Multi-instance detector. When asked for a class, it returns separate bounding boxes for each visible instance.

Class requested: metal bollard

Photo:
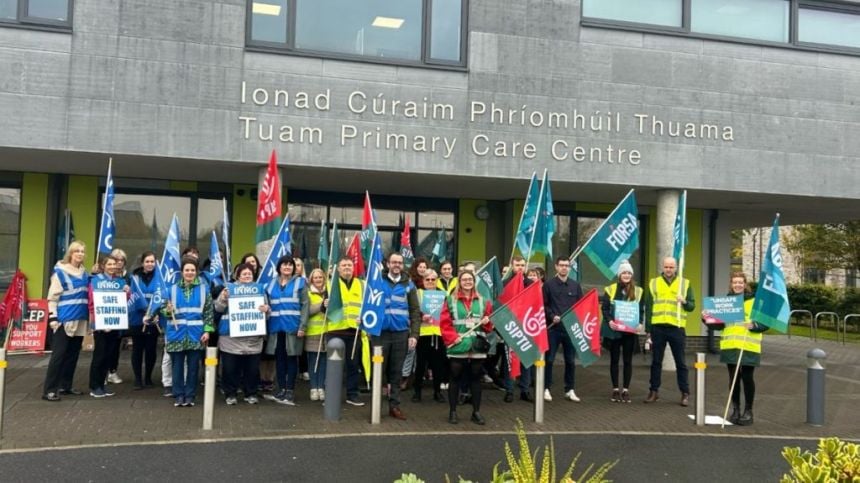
[0,348,7,437]
[694,353,706,426]
[534,355,545,424]
[371,346,383,425]
[324,338,345,421]
[806,348,826,426]
[202,347,218,431]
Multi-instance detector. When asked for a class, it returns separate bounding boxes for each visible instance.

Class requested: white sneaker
[106,372,123,384]
[310,388,319,401]
[481,374,493,383]
[318,389,325,401]
[301,372,310,381]
[565,389,581,402]
[440,383,448,390]
[544,389,553,402]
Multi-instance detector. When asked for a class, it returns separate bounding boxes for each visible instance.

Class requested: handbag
[470,331,491,353]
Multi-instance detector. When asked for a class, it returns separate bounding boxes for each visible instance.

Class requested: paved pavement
[0,335,856,453]
[0,433,819,482]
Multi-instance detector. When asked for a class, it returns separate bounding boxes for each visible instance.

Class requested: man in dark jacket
[543,256,583,402]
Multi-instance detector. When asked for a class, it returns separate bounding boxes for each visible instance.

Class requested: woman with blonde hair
[42,241,90,401]
[304,268,328,401]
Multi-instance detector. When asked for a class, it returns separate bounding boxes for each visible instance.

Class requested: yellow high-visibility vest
[417,289,442,337]
[605,283,643,302]
[326,277,364,332]
[649,276,689,327]
[307,289,327,336]
[437,278,458,296]
[720,298,761,354]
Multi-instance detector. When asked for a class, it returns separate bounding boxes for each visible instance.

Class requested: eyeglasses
[424,278,437,282]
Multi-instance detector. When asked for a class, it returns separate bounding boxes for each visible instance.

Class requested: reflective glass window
[112,194,191,267]
[295,0,423,61]
[0,188,20,288]
[250,0,288,44]
[26,0,68,21]
[691,0,789,42]
[429,0,462,62]
[195,198,224,270]
[582,0,682,27]
[0,0,17,20]
[799,8,860,49]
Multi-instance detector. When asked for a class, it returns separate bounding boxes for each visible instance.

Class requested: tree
[785,222,860,276]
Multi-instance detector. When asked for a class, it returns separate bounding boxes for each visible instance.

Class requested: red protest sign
[8,299,49,352]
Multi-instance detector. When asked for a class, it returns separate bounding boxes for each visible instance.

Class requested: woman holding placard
[164,257,215,407]
[87,255,129,398]
[600,261,644,404]
[42,241,90,402]
[264,256,308,406]
[305,268,328,402]
[412,269,447,404]
[703,272,767,426]
[439,271,493,425]
[214,263,269,405]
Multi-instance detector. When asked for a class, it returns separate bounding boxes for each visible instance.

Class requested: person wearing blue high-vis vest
[374,252,422,421]
[264,256,308,406]
[87,255,129,398]
[163,257,215,407]
[129,251,160,389]
[42,241,90,401]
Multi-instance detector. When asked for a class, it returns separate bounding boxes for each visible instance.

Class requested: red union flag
[346,232,365,277]
[572,288,602,355]
[256,150,282,243]
[512,281,548,352]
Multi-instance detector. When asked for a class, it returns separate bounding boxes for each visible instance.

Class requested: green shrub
[836,288,860,316]
[781,437,859,482]
[787,285,841,315]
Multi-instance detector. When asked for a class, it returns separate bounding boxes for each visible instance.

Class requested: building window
[287,193,456,269]
[799,6,860,49]
[0,188,21,289]
[247,0,467,68]
[691,0,789,42]
[0,0,72,28]
[582,0,683,28]
[582,0,860,56]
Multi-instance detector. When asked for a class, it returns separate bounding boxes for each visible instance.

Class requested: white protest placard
[93,278,129,330]
[227,283,267,337]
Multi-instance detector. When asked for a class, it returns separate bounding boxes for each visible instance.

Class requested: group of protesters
[41,241,764,427]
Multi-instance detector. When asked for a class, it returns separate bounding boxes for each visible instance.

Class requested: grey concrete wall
[0,0,859,201]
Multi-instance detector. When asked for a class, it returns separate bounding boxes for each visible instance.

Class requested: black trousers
[413,335,447,396]
[371,330,408,408]
[89,331,121,390]
[130,325,159,385]
[42,328,83,394]
[727,364,756,409]
[649,325,689,394]
[607,333,637,389]
[448,358,483,413]
[108,332,123,373]
[221,352,261,398]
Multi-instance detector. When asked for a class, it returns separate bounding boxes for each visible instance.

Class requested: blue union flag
[580,190,639,279]
[359,233,385,337]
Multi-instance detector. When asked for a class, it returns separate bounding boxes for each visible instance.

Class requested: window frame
[0,179,22,292]
[0,0,73,30]
[245,0,469,71]
[580,0,860,57]
[97,184,234,262]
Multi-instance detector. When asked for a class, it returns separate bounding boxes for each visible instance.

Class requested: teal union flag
[580,190,639,280]
[751,215,791,333]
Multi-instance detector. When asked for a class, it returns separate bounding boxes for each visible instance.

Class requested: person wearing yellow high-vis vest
[644,257,695,406]
[305,269,328,402]
[600,261,645,404]
[703,272,767,426]
[411,269,448,403]
[324,257,366,407]
[436,261,458,296]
